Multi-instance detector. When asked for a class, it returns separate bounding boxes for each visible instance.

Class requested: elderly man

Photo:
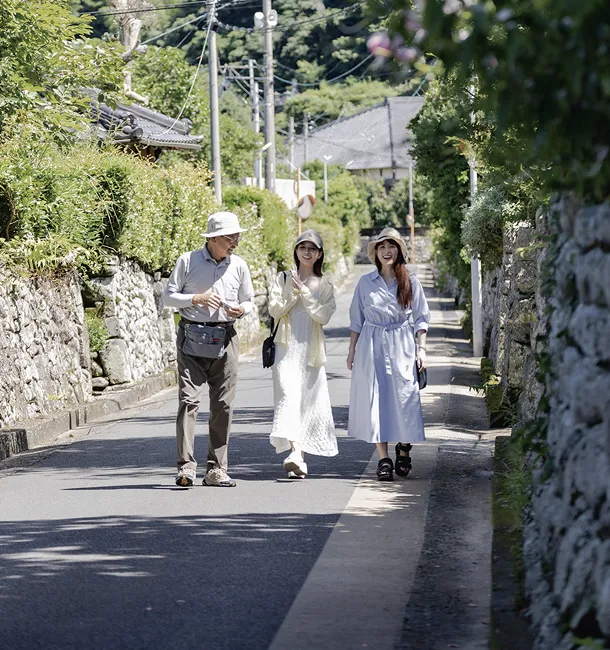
[164,212,254,487]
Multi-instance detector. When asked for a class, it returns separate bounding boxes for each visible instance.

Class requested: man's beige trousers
[175,327,239,473]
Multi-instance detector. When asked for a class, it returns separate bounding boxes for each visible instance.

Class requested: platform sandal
[376,457,394,482]
[395,443,413,478]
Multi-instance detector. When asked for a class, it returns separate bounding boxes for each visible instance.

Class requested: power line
[158,0,216,134]
[87,0,253,17]
[140,11,206,44]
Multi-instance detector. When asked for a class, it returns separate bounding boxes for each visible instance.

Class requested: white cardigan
[268,272,336,367]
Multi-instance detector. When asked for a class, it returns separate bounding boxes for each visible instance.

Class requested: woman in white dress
[268,230,338,478]
[346,228,430,481]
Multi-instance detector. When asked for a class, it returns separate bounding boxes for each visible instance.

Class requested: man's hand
[192,292,222,309]
[225,305,244,319]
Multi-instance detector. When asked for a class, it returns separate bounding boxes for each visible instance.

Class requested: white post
[470,158,483,357]
[323,161,328,203]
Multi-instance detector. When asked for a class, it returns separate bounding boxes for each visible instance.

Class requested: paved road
[0,264,493,650]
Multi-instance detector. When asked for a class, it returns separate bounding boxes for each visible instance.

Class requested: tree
[0,0,123,140]
[130,46,261,181]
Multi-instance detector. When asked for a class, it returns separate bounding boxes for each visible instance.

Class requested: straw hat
[366,227,408,264]
[201,212,247,238]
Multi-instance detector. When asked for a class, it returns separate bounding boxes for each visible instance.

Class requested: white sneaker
[287,470,306,479]
[283,452,307,477]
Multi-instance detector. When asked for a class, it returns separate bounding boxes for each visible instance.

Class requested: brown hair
[294,243,324,277]
[374,240,412,308]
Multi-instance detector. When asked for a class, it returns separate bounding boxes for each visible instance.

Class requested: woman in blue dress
[346,228,430,481]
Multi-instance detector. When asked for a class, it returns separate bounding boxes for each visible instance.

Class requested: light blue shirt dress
[348,270,430,444]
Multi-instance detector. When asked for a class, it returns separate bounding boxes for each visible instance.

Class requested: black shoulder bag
[262,272,287,369]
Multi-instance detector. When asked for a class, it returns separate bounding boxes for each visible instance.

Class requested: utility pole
[208,10,222,203]
[408,159,415,263]
[288,115,295,169]
[248,58,262,187]
[303,112,309,164]
[469,82,483,357]
[262,0,276,192]
[323,154,332,203]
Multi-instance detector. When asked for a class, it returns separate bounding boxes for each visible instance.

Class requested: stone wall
[481,223,542,421]
[0,270,91,428]
[523,197,610,649]
[85,258,176,391]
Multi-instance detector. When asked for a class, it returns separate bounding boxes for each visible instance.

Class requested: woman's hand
[346,348,355,371]
[417,347,427,370]
[291,270,303,291]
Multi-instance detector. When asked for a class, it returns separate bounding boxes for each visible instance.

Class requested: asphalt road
[0,264,493,650]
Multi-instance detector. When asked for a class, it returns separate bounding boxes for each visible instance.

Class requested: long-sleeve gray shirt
[163,246,254,323]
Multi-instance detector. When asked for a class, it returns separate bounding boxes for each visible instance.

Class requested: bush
[223,185,296,268]
[84,308,109,354]
[0,135,217,274]
[353,177,393,228]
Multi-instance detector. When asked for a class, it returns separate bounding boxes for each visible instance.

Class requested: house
[293,96,424,189]
[92,102,204,159]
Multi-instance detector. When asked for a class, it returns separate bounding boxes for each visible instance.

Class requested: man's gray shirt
[163,245,254,323]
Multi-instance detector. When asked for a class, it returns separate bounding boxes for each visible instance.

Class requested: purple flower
[443,0,461,16]
[367,32,392,59]
[395,46,420,63]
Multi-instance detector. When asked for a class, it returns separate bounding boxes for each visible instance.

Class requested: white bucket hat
[367,227,408,264]
[201,211,247,238]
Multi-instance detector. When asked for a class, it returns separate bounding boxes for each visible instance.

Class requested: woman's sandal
[395,443,413,478]
[376,457,394,481]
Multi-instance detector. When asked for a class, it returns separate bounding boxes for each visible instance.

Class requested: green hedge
[0,137,218,274]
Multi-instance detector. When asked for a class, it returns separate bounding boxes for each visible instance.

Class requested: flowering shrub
[373,0,610,199]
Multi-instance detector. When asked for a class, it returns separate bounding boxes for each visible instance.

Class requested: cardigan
[268,272,336,367]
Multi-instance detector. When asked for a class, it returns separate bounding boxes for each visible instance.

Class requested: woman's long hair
[374,240,412,308]
[294,246,324,277]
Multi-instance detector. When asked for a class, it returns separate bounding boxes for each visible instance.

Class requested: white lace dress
[269,279,338,456]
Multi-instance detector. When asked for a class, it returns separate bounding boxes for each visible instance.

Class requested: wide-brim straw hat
[367,227,408,264]
[201,211,247,238]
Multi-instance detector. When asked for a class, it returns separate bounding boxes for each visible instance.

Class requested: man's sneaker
[203,467,237,487]
[175,467,196,487]
[287,470,306,480]
[283,451,307,477]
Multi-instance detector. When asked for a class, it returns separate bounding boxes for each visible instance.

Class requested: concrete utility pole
[303,112,309,164]
[323,155,332,203]
[408,159,415,263]
[469,83,483,357]
[288,115,295,169]
[262,0,276,192]
[248,59,262,187]
[209,11,222,203]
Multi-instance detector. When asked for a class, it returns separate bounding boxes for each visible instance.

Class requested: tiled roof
[293,96,424,171]
[93,102,204,151]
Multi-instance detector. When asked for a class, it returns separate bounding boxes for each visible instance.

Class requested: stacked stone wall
[0,271,91,427]
[85,258,176,390]
[523,197,610,649]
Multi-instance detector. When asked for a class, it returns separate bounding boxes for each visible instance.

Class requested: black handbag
[262,272,287,369]
[262,319,280,368]
[416,364,427,390]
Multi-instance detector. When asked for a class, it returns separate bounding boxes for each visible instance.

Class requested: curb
[490,435,534,650]
[0,368,177,461]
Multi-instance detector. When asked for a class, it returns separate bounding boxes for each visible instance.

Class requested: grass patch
[84,308,109,354]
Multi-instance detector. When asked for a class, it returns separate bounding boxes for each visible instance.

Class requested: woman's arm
[300,279,336,325]
[268,272,299,320]
[411,276,430,369]
[347,331,360,370]
[417,330,427,369]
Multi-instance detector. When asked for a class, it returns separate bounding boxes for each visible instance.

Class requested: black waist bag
[182,323,228,359]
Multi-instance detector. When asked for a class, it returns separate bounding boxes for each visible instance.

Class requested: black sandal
[395,443,413,477]
[376,457,394,481]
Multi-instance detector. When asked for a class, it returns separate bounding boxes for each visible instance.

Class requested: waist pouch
[181,323,230,359]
